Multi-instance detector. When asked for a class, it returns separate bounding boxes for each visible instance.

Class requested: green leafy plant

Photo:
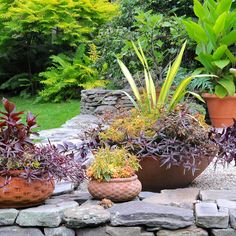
[117,41,207,114]
[95,3,191,88]
[86,147,140,181]
[39,44,107,102]
[184,0,236,98]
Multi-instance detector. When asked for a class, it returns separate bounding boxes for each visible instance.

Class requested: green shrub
[95,9,188,88]
[39,44,107,102]
[94,0,197,88]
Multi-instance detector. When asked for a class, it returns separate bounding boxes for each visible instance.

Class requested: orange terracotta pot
[137,156,212,192]
[0,172,55,208]
[88,175,141,202]
[203,93,236,128]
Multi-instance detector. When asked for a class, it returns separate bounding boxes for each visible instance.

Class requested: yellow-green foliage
[100,108,157,142]
[39,44,107,102]
[86,147,140,181]
[0,0,119,45]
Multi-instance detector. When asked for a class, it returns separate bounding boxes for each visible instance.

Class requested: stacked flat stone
[1,187,236,236]
[80,89,134,115]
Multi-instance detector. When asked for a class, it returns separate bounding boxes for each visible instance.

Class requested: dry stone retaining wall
[1,188,236,236]
[80,89,134,115]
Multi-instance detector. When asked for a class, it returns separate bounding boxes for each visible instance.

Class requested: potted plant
[86,147,141,202]
[184,0,236,127]
[84,42,218,192]
[0,98,86,208]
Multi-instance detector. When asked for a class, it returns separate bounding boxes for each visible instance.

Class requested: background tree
[0,0,118,98]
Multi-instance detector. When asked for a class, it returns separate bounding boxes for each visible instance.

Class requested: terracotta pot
[0,172,55,208]
[137,156,212,192]
[88,175,141,202]
[203,93,236,128]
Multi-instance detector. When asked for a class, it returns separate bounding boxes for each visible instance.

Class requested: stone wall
[1,188,236,236]
[80,89,134,115]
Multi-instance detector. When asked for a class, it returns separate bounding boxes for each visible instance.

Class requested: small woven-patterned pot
[88,175,142,202]
[0,172,55,208]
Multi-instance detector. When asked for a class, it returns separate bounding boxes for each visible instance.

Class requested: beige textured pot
[88,175,142,202]
[203,93,236,128]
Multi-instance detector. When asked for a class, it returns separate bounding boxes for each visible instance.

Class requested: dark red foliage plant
[0,98,86,184]
[211,119,236,167]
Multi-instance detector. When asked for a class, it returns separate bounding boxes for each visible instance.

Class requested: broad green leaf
[212,59,230,69]
[197,53,215,72]
[212,45,227,60]
[225,48,236,63]
[216,0,232,15]
[194,0,206,20]
[204,23,217,48]
[117,59,141,102]
[221,30,236,46]
[158,41,186,107]
[213,12,227,36]
[183,21,208,43]
[217,77,235,96]
[206,1,218,22]
[215,84,228,98]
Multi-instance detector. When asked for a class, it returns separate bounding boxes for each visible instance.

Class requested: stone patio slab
[108,201,193,229]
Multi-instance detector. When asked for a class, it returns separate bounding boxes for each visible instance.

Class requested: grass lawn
[1,96,80,131]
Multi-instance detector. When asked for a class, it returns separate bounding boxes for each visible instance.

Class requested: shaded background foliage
[1,0,234,101]
[95,0,196,88]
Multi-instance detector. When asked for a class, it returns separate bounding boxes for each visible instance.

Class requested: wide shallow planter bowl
[137,156,212,192]
[203,93,236,128]
[0,173,55,208]
[88,175,142,202]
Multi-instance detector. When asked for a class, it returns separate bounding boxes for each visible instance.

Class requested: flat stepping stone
[217,199,236,211]
[156,225,208,236]
[211,228,236,236]
[0,226,44,236]
[0,209,19,226]
[62,114,101,129]
[63,205,110,228]
[44,226,75,236]
[143,188,199,209]
[195,202,229,228]
[200,190,236,201]
[108,201,193,229]
[16,201,78,227]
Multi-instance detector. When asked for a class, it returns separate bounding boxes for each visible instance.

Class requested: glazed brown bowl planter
[0,172,55,208]
[87,175,142,202]
[137,156,212,192]
[203,93,236,128]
